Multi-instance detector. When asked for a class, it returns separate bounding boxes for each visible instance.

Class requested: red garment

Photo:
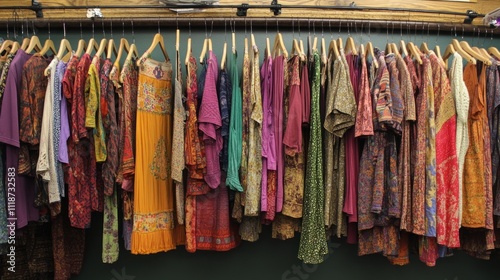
[66,53,97,228]
[430,54,460,248]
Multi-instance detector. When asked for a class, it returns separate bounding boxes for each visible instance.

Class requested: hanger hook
[338,19,341,34]
[461,25,464,39]
[158,19,161,34]
[386,21,389,44]
[189,21,191,37]
[368,21,371,41]
[31,20,35,36]
[224,18,227,42]
[329,20,333,39]
[435,24,439,44]
[276,18,279,33]
[292,18,295,39]
[298,18,301,39]
[313,21,316,36]
[131,20,135,44]
[321,21,324,38]
[6,20,9,40]
[102,19,106,38]
[63,22,66,39]
[250,19,252,35]
[400,22,403,39]
[391,22,395,42]
[265,18,268,35]
[110,20,113,39]
[210,20,214,38]
[205,18,208,38]
[48,22,51,40]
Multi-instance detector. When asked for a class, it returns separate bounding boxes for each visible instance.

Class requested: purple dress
[0,50,39,229]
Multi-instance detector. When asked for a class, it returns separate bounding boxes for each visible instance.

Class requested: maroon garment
[273,55,286,212]
[344,54,360,244]
[67,53,96,228]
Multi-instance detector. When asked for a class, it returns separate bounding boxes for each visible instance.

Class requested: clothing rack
[1,18,497,36]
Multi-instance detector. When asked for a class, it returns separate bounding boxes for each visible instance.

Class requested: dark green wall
[2,23,499,280]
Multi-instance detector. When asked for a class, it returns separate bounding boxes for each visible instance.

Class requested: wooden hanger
[20,37,30,51]
[420,42,430,54]
[391,42,401,57]
[434,45,446,68]
[120,42,138,83]
[114,38,128,68]
[106,38,118,60]
[345,36,358,55]
[359,43,365,59]
[460,40,491,65]
[231,32,236,54]
[407,42,423,64]
[328,38,339,61]
[488,46,500,60]
[450,39,476,65]
[272,32,288,58]
[385,41,393,54]
[199,38,208,62]
[442,43,456,69]
[478,47,491,61]
[56,38,72,63]
[25,35,42,54]
[0,40,13,59]
[365,41,378,68]
[291,38,305,61]
[321,37,327,64]
[95,38,107,58]
[266,36,271,59]
[337,37,343,52]
[139,33,169,66]
[299,39,305,59]
[36,38,57,57]
[312,36,318,52]
[185,36,192,66]
[9,41,20,55]
[399,40,408,57]
[85,38,99,55]
[74,39,85,58]
[221,42,227,70]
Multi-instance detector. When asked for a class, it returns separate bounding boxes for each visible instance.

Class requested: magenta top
[273,55,285,212]
[198,51,222,189]
[260,56,274,211]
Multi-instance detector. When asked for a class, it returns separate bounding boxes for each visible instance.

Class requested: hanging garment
[355,53,374,137]
[411,55,434,236]
[37,57,62,208]
[274,54,304,240]
[119,57,139,251]
[462,63,488,228]
[226,52,243,192]
[66,53,93,228]
[243,45,263,216]
[0,54,14,113]
[398,54,416,232]
[461,61,495,260]
[100,59,119,263]
[218,64,231,172]
[232,50,250,227]
[131,56,177,254]
[261,54,275,220]
[357,50,399,258]
[449,53,469,226]
[274,54,286,212]
[429,52,460,248]
[344,53,360,244]
[282,55,305,221]
[0,50,39,229]
[184,53,207,252]
[485,59,500,217]
[199,51,222,189]
[172,45,186,225]
[298,51,328,264]
[86,56,107,163]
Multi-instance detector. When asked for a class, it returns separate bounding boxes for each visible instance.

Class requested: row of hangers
[0,21,139,81]
[3,19,499,79]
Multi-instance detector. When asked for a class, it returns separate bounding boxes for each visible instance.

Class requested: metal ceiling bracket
[464,10,478,24]
[31,0,43,18]
[237,4,249,17]
[270,0,281,16]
